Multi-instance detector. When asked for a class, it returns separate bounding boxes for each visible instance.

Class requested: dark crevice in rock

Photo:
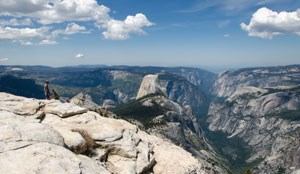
[140,159,156,174]
[0,143,33,153]
[78,162,84,174]
[36,112,46,123]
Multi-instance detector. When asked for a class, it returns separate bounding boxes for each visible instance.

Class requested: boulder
[70,93,100,111]
[44,100,88,117]
[0,142,110,174]
[0,92,44,116]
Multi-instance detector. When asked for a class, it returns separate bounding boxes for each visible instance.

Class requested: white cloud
[75,53,84,58]
[0,26,47,40]
[102,13,154,40]
[241,7,300,39]
[65,23,88,34]
[0,0,153,44]
[52,22,88,37]
[0,58,8,61]
[0,18,32,26]
[39,39,58,45]
[0,0,110,24]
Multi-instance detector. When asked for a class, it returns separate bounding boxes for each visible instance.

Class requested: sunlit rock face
[0,92,223,174]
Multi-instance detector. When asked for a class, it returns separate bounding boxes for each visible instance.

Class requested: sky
[0,0,300,68]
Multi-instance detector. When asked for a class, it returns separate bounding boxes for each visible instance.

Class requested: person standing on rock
[44,80,51,100]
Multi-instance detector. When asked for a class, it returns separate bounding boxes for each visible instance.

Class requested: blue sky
[0,0,300,68]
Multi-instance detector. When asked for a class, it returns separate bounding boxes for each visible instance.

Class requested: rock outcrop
[136,74,162,99]
[0,92,217,174]
[137,73,207,113]
[70,93,117,118]
[207,85,300,173]
[135,94,228,173]
[70,92,100,111]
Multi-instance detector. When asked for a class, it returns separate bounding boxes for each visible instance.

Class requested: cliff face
[0,92,222,174]
[211,65,300,97]
[136,73,207,113]
[170,67,216,95]
[207,66,300,173]
[136,74,161,99]
[130,74,228,173]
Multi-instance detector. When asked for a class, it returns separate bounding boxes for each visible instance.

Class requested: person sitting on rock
[52,89,60,100]
[44,81,51,100]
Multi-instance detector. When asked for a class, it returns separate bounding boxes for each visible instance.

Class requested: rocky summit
[0,92,220,174]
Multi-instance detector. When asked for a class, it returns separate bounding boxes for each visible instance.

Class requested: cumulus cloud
[101,13,153,40]
[0,26,47,40]
[52,23,88,37]
[0,0,110,24]
[75,53,84,58]
[0,0,153,44]
[241,7,300,39]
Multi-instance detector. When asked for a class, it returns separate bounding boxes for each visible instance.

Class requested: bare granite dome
[0,92,220,174]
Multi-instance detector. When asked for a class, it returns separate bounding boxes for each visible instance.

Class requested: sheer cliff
[207,65,300,173]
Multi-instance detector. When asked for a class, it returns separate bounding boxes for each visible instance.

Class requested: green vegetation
[198,114,255,174]
[266,110,300,121]
[112,94,167,128]
[276,167,286,174]
[205,131,253,173]
[245,169,252,174]
[276,110,300,121]
[236,93,257,101]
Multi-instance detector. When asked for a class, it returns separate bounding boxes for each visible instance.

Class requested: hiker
[44,81,51,100]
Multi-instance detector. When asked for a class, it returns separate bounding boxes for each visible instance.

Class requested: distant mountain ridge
[0,65,215,106]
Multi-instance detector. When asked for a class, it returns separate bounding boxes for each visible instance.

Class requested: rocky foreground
[0,92,220,174]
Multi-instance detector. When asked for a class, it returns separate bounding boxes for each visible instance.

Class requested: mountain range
[0,64,299,174]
